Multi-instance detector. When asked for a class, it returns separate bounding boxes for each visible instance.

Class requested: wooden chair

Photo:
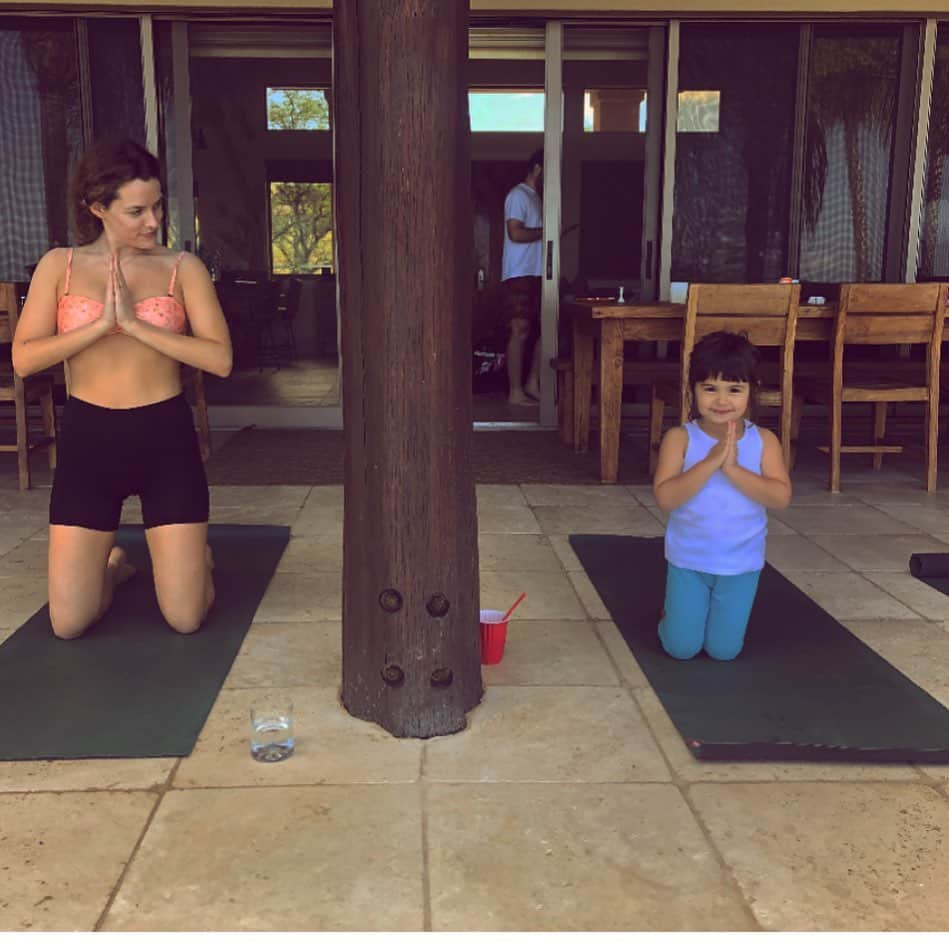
[792,282,946,493]
[0,283,58,490]
[551,354,679,447]
[182,365,212,463]
[648,283,801,474]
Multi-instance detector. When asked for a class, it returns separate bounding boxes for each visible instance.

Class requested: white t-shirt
[502,182,543,281]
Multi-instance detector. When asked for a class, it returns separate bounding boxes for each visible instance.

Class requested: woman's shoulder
[171,251,211,282]
[31,247,71,284]
[37,246,71,267]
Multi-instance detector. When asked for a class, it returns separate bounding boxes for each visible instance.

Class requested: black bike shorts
[50,393,209,532]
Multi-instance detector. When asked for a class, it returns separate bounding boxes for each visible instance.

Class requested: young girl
[652,331,791,661]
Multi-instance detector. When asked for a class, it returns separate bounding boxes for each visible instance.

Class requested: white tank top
[664,420,768,575]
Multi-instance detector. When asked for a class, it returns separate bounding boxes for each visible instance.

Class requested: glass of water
[249,698,295,763]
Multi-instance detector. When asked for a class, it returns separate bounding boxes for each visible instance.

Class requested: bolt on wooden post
[334,0,483,737]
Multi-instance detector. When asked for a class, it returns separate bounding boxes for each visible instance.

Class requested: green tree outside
[270,182,334,274]
[267,89,334,274]
[267,88,331,130]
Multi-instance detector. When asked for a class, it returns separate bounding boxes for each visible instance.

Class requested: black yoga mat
[570,534,949,763]
[0,524,290,760]
[909,552,949,596]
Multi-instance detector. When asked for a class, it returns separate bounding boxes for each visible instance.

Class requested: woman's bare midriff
[66,334,184,408]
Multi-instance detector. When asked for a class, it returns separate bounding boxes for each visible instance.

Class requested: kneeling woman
[13,138,232,639]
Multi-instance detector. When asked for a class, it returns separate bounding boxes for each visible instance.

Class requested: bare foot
[524,382,541,401]
[508,391,538,406]
[107,546,137,586]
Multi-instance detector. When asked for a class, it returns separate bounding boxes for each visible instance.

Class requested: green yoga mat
[570,534,949,763]
[0,524,290,760]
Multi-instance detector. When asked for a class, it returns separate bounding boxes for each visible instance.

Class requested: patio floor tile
[424,685,670,783]
[226,621,341,689]
[0,791,157,931]
[101,786,423,931]
[427,783,752,931]
[481,619,619,686]
[690,782,949,930]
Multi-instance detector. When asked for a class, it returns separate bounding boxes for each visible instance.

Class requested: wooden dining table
[566,298,835,483]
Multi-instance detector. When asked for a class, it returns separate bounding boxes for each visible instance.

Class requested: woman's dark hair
[527,148,544,175]
[71,138,161,245]
[687,331,760,420]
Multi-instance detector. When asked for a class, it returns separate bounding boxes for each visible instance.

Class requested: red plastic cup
[479,609,508,665]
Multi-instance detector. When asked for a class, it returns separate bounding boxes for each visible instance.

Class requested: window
[676,91,721,133]
[583,89,647,133]
[0,20,83,280]
[269,182,334,274]
[918,25,949,279]
[468,90,544,131]
[672,24,798,283]
[799,28,901,282]
[267,88,331,130]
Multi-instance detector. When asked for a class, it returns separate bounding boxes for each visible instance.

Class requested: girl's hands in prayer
[721,420,739,471]
[705,419,737,471]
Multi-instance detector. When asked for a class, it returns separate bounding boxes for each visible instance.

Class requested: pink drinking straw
[500,592,527,624]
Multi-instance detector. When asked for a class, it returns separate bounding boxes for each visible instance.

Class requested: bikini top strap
[63,247,74,294]
[168,252,186,296]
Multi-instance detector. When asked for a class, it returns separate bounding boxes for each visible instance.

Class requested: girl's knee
[706,642,744,661]
[658,620,704,660]
[661,639,703,660]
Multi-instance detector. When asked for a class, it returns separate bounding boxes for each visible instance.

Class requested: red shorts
[501,276,541,325]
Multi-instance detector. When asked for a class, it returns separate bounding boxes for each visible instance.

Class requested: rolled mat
[909,552,949,578]
[570,534,949,763]
[0,524,290,760]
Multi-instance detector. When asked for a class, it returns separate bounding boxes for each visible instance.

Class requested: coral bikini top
[56,248,187,335]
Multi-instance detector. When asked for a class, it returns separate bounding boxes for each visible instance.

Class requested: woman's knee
[49,606,93,640]
[160,601,207,635]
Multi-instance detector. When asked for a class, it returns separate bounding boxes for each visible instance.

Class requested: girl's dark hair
[71,137,162,245]
[687,331,760,420]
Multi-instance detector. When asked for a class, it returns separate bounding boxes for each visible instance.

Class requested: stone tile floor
[1,449,949,931]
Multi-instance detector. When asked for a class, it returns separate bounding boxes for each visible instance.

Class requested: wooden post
[334,0,482,737]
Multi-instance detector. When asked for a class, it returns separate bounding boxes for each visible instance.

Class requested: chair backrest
[829,282,947,394]
[277,277,303,319]
[679,283,801,421]
[0,282,19,344]
[0,283,26,400]
[834,282,946,347]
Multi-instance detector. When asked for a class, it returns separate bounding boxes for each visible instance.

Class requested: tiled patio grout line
[92,757,185,932]
[420,745,433,933]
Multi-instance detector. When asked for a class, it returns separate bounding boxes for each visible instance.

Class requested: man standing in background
[501,149,543,406]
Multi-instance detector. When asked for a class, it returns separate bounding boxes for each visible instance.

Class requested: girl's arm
[721,427,792,509]
[116,253,233,378]
[653,424,728,512]
[12,250,115,377]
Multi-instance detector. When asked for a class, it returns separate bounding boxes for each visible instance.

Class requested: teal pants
[658,563,761,661]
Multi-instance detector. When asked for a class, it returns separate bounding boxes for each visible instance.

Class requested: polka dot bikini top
[56,248,188,335]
